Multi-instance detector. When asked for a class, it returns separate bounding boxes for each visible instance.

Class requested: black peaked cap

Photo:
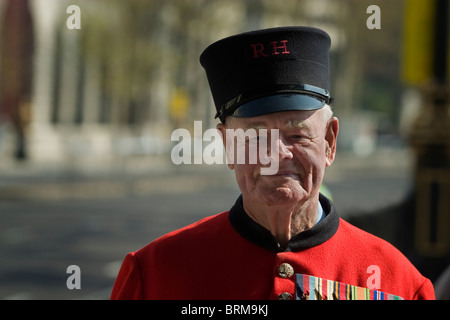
[200,26,332,123]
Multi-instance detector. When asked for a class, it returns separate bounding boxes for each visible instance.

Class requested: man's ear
[216,122,234,170]
[325,117,339,167]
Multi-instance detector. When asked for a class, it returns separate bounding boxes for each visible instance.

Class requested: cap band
[232,94,326,119]
[215,84,332,121]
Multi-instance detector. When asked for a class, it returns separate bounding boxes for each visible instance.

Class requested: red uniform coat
[111,194,435,300]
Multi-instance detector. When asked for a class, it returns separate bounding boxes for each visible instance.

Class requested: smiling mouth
[269,171,301,179]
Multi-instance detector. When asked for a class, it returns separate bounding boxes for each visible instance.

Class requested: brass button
[278,263,294,278]
[278,292,293,300]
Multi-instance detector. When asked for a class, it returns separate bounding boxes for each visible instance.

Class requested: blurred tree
[80,0,164,125]
[332,0,405,120]
[73,0,407,132]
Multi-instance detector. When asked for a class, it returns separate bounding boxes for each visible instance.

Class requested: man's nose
[277,137,294,159]
[266,134,293,160]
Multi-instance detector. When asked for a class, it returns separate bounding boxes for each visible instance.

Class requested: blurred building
[0,0,406,167]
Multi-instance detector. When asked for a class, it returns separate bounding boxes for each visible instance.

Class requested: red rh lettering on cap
[250,43,269,58]
[250,40,290,58]
[270,40,290,55]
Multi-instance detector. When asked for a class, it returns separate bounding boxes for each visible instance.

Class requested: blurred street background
[0,0,449,299]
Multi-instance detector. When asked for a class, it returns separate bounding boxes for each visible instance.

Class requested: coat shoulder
[337,218,435,300]
[135,211,230,257]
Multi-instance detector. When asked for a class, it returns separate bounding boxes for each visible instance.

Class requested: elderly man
[111,27,434,300]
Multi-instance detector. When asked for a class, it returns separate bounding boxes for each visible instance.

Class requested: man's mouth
[270,170,301,178]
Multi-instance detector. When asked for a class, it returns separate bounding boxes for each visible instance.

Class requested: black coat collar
[228,193,340,252]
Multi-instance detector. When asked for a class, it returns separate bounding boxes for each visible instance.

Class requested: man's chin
[263,186,307,205]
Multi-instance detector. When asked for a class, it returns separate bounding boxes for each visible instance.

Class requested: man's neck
[243,196,319,249]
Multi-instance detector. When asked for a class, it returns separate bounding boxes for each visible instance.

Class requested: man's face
[218,109,339,207]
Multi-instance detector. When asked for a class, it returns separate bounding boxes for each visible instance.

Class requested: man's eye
[245,136,257,144]
[248,136,263,143]
[291,135,311,143]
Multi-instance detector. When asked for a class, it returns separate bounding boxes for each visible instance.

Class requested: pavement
[0,154,236,200]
